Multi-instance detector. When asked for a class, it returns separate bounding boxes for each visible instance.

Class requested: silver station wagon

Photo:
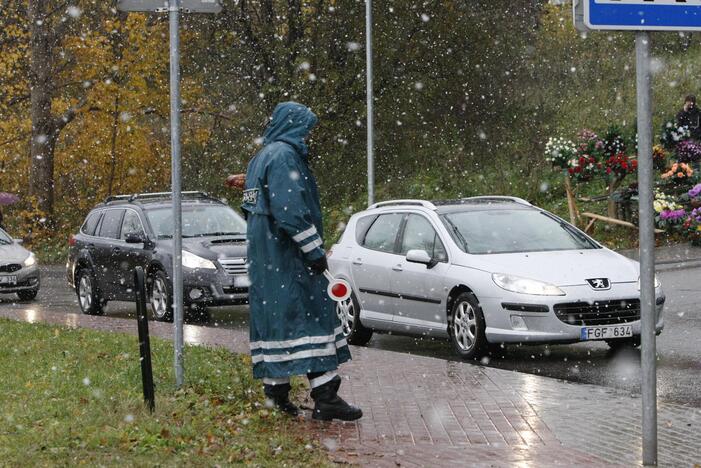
[328,197,665,359]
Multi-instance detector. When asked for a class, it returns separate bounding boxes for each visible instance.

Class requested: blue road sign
[584,0,701,31]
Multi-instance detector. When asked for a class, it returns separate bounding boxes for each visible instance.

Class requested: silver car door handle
[352,258,363,265]
[392,264,403,272]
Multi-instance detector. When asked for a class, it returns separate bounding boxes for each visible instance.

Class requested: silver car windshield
[441,209,597,254]
[146,205,247,239]
[0,228,11,245]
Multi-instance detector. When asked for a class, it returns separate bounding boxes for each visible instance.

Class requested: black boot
[310,376,362,421]
[264,383,299,417]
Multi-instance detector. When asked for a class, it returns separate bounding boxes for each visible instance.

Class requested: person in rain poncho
[242,102,362,421]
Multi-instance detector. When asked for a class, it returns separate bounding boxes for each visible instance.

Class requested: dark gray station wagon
[67,192,248,321]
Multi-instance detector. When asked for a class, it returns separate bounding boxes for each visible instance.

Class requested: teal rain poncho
[242,102,351,379]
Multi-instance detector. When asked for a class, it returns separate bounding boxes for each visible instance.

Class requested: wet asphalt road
[2,265,700,407]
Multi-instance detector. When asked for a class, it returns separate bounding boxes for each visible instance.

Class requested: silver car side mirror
[406,249,432,266]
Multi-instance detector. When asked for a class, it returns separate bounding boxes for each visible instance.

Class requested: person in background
[676,94,701,141]
[241,102,362,421]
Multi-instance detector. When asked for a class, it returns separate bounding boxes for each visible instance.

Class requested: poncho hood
[262,102,318,158]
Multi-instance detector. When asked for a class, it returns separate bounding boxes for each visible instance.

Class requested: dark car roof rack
[103,191,222,205]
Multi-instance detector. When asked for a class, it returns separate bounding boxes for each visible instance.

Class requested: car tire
[336,291,373,346]
[17,289,38,301]
[149,270,173,322]
[448,292,488,360]
[606,335,641,350]
[76,269,104,315]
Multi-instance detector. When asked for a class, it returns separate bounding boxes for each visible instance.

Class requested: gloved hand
[308,255,329,275]
[225,174,246,189]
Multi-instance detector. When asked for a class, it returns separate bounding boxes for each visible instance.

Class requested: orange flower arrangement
[661,162,694,180]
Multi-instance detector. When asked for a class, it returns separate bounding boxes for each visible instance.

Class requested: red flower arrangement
[567,154,600,182]
[605,153,637,179]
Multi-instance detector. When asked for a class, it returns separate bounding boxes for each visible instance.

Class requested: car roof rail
[104,191,220,204]
[460,196,532,206]
[368,199,437,210]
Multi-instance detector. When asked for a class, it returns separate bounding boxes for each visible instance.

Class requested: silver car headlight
[182,250,216,270]
[492,273,566,296]
[637,276,661,290]
[23,253,36,267]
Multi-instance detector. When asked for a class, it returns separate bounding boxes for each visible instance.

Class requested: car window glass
[443,209,596,254]
[0,228,11,244]
[81,211,102,236]
[355,215,377,244]
[400,215,436,255]
[146,205,247,239]
[363,213,403,253]
[433,233,448,262]
[120,210,145,240]
[98,209,125,239]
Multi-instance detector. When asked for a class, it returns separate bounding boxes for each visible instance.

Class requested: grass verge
[0,319,330,467]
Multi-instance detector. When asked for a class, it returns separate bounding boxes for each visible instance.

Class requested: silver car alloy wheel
[78,275,92,311]
[336,296,355,337]
[453,301,477,351]
[151,277,168,319]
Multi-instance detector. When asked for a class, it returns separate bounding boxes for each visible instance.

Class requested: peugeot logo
[586,278,610,290]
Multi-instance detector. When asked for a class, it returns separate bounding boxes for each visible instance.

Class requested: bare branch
[180,107,235,122]
[54,94,89,132]
[0,133,29,148]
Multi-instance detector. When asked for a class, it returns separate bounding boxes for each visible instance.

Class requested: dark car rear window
[81,211,102,236]
[98,209,125,239]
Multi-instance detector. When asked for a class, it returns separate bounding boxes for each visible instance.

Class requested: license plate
[580,324,633,341]
[0,275,17,285]
[233,275,251,288]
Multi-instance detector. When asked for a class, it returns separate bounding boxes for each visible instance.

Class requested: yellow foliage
[0,9,208,246]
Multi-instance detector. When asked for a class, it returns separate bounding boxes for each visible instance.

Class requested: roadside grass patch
[0,319,330,466]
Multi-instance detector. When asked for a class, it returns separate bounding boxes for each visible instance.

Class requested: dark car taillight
[69,235,76,247]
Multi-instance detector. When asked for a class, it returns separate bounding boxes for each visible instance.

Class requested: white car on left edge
[328,197,665,359]
[0,227,40,301]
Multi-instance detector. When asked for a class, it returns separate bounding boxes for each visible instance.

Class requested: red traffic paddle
[323,270,352,302]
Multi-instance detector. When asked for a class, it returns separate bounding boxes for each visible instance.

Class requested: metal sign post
[117,0,222,389]
[366,0,374,206]
[635,31,656,466]
[168,0,185,389]
[574,1,701,464]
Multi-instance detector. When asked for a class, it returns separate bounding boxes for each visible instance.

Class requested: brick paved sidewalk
[2,309,699,467]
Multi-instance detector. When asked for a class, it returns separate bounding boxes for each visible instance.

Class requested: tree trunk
[607,177,623,219]
[564,174,580,227]
[28,0,56,221]
[108,95,120,197]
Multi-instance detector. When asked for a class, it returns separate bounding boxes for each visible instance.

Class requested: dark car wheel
[448,292,488,360]
[76,269,104,315]
[607,335,641,350]
[150,270,173,322]
[336,291,373,346]
[17,289,38,301]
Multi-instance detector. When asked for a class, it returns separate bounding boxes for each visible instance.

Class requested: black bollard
[134,267,155,413]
